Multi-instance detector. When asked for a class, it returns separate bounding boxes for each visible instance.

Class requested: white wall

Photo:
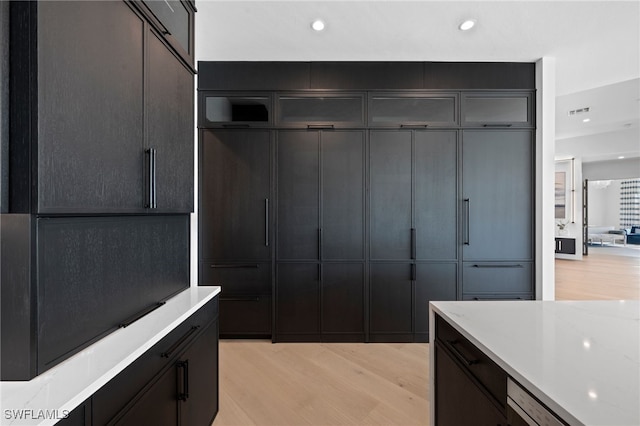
[588,180,622,228]
[583,158,640,181]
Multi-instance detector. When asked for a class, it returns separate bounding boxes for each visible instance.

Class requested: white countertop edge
[429,301,583,426]
[1,286,220,426]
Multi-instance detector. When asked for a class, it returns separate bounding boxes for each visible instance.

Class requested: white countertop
[0,286,220,426]
[430,300,640,426]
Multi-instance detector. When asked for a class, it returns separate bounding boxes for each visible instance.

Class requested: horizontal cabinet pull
[471,264,524,268]
[161,326,200,358]
[400,124,429,128]
[446,339,479,366]
[307,124,334,130]
[482,123,513,128]
[210,264,260,269]
[220,296,261,302]
[222,124,251,128]
[118,301,165,328]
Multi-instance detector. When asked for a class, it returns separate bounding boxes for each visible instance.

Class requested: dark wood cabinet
[197,62,536,343]
[93,297,219,426]
[200,130,271,261]
[28,0,145,214]
[369,130,458,341]
[147,29,194,213]
[434,314,508,426]
[461,130,533,299]
[3,0,195,380]
[370,131,413,261]
[555,237,576,254]
[462,130,533,261]
[276,263,320,339]
[199,129,272,337]
[275,129,365,340]
[9,0,194,215]
[370,263,413,341]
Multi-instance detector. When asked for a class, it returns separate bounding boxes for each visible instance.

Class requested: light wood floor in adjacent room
[212,250,639,426]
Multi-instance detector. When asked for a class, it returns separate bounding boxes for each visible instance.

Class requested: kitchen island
[430,300,639,426]
[1,286,220,426]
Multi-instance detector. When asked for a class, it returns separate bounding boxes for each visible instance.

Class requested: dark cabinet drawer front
[93,296,218,425]
[199,262,271,294]
[436,315,507,411]
[462,293,533,301]
[462,262,533,294]
[220,295,272,337]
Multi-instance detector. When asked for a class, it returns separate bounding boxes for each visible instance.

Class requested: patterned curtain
[620,179,640,228]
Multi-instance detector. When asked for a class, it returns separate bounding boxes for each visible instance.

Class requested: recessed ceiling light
[459,20,476,31]
[582,118,591,123]
[618,156,625,159]
[311,20,325,32]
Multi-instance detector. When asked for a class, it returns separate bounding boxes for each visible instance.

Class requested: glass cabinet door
[277,94,365,127]
[462,93,533,127]
[200,94,271,127]
[368,93,458,127]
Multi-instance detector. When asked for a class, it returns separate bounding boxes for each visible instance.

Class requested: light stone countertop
[0,286,221,426]
[430,300,640,426]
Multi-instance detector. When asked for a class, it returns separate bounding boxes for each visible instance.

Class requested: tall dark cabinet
[198,62,536,343]
[199,129,272,337]
[276,129,365,341]
[369,130,457,342]
[2,0,196,380]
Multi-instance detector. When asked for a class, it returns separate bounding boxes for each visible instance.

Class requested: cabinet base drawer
[220,294,271,338]
[462,262,533,294]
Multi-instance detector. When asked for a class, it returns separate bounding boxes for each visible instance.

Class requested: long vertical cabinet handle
[152,148,157,208]
[463,198,470,245]
[146,148,154,208]
[411,264,416,281]
[411,228,416,259]
[318,228,322,260]
[146,148,157,209]
[265,198,270,246]
[177,360,189,401]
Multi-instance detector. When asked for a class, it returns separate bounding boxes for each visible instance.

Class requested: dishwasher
[506,378,567,426]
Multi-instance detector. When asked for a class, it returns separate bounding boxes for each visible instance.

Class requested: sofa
[587,226,626,245]
[626,226,640,245]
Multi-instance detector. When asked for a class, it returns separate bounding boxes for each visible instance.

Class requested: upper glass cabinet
[200,94,271,127]
[276,94,365,128]
[142,0,194,63]
[368,93,458,127]
[462,93,534,127]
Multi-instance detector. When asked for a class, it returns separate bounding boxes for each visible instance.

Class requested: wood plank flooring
[213,250,639,426]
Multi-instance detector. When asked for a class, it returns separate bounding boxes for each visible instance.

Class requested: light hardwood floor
[212,250,639,426]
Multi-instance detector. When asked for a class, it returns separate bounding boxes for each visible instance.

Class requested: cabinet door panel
[414,131,457,260]
[434,342,507,426]
[370,131,412,260]
[277,131,319,260]
[37,1,144,213]
[370,263,412,334]
[276,263,319,334]
[112,365,178,426]
[200,130,270,260]
[37,216,189,374]
[321,263,364,334]
[322,131,365,260]
[148,30,194,213]
[180,320,219,426]
[462,130,533,260]
[415,263,457,337]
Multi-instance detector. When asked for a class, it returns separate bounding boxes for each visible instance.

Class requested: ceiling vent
[568,107,590,116]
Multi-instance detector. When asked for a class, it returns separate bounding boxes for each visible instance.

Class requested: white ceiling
[195,0,640,162]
